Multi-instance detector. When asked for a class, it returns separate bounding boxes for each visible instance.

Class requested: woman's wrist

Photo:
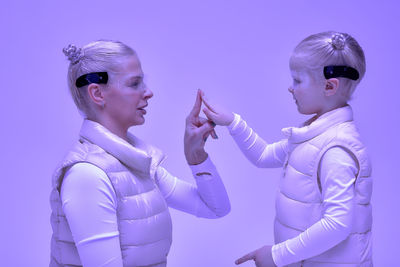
[186,149,208,165]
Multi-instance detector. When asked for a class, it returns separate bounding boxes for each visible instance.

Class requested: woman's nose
[144,85,153,99]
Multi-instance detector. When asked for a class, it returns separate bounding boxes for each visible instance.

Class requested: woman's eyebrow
[128,74,144,80]
[126,75,144,83]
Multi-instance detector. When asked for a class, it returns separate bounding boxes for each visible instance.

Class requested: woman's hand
[201,91,234,126]
[235,245,277,267]
[184,90,217,165]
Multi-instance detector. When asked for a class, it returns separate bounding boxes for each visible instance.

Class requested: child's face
[289,68,326,116]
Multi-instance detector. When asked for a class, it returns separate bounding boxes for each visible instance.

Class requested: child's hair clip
[328,33,346,50]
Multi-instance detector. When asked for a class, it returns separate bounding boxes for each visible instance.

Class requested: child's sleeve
[227,113,287,168]
[271,147,358,266]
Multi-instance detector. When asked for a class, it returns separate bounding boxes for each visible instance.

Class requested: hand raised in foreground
[235,245,277,267]
[184,89,217,165]
[201,91,234,126]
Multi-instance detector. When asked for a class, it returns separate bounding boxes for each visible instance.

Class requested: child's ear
[324,78,339,96]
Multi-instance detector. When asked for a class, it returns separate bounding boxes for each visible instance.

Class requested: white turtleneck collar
[79,119,165,175]
[281,105,354,144]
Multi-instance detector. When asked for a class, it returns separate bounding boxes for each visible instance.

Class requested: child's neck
[305,103,348,126]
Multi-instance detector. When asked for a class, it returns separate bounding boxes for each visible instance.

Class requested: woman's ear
[324,78,339,96]
[87,84,105,107]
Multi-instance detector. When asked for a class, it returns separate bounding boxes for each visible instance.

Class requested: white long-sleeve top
[228,113,358,266]
[61,156,229,267]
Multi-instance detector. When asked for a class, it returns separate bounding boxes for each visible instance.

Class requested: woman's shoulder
[62,163,113,194]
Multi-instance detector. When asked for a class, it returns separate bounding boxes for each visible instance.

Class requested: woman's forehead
[112,55,144,79]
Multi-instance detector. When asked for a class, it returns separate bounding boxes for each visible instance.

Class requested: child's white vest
[275,106,372,266]
[50,120,172,267]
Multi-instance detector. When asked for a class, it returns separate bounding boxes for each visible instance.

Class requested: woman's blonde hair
[290,31,366,99]
[63,40,135,117]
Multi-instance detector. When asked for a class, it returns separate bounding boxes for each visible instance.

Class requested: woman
[50,40,230,267]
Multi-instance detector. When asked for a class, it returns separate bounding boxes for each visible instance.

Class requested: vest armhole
[57,161,107,193]
[315,145,361,194]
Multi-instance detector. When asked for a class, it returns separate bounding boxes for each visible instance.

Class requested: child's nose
[288,87,294,94]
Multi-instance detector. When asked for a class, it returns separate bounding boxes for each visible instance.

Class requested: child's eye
[293,79,301,84]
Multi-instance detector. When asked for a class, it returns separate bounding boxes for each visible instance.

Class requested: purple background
[1,1,399,266]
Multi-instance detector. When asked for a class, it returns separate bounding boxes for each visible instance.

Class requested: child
[202,31,372,266]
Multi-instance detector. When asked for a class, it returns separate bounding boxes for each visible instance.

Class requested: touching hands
[201,91,234,126]
[235,245,277,267]
[184,90,217,165]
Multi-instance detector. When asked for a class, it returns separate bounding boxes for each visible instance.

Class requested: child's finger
[235,252,255,265]
[198,121,214,137]
[200,91,217,113]
[198,116,210,125]
[203,107,217,121]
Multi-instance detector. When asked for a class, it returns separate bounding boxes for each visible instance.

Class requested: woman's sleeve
[61,162,123,267]
[271,147,358,266]
[227,113,288,168]
[155,156,231,218]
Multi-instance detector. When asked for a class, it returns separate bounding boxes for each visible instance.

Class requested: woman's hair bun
[329,33,346,50]
[63,44,83,64]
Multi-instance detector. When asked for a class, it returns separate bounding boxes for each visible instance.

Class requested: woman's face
[103,55,153,129]
[288,67,326,115]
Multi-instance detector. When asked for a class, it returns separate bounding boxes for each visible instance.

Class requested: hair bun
[329,33,346,50]
[63,44,83,64]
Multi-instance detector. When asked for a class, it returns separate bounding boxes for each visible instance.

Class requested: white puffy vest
[50,120,172,267]
[275,106,372,266]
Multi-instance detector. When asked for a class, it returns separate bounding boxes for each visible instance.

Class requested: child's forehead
[290,67,308,77]
[290,56,309,73]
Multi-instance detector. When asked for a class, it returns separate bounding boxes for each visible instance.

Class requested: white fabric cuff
[189,155,217,180]
[227,113,241,132]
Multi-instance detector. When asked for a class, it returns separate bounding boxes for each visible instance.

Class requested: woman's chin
[128,117,146,127]
[136,116,146,125]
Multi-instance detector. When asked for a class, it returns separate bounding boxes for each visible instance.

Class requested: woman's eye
[131,81,141,88]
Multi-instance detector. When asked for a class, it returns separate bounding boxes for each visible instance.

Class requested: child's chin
[297,106,314,115]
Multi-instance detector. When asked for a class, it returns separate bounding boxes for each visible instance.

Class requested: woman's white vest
[275,106,372,266]
[50,120,172,267]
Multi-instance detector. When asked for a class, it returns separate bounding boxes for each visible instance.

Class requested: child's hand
[200,90,234,126]
[235,245,276,267]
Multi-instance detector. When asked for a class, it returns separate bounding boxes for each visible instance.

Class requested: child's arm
[201,91,287,168]
[272,147,358,266]
[228,113,287,168]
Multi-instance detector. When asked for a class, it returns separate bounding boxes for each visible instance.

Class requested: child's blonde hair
[290,31,366,99]
[63,40,136,117]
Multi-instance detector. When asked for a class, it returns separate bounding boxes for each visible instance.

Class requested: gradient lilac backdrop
[1,1,399,266]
